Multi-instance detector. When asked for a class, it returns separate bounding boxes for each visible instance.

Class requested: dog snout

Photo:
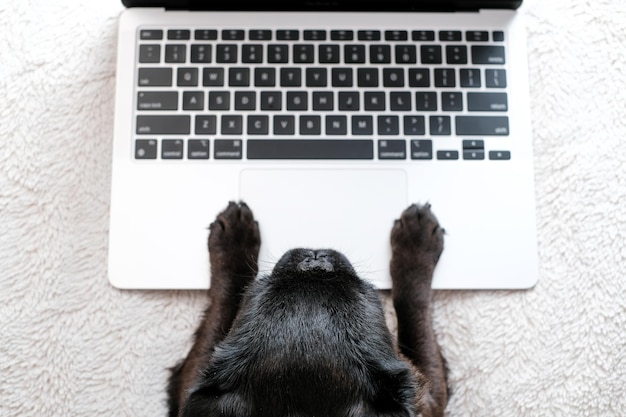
[297,250,334,272]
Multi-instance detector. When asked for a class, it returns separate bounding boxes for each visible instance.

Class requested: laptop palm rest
[239,169,408,288]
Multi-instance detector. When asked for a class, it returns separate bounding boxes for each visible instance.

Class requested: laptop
[109,0,539,290]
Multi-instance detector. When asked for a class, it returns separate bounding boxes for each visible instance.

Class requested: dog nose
[297,250,334,272]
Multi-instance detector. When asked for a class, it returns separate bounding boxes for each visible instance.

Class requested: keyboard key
[190,45,212,63]
[466,31,489,42]
[221,115,243,135]
[162,139,184,159]
[247,115,269,135]
[412,30,435,41]
[385,30,408,41]
[319,45,340,63]
[404,116,426,135]
[492,31,505,42]
[294,44,315,63]
[280,68,302,86]
[195,29,218,40]
[463,149,485,160]
[216,44,237,63]
[345,45,366,63]
[331,30,353,41]
[434,68,456,87]
[168,29,190,40]
[416,92,437,111]
[277,30,299,40]
[135,139,157,159]
[489,150,511,160]
[255,68,276,86]
[268,45,289,63]
[410,140,433,159]
[229,68,250,86]
[441,92,463,111]
[370,45,391,64]
[463,139,485,150]
[313,92,333,110]
[358,30,381,41]
[460,68,481,87]
[326,116,347,135]
[165,45,186,63]
[234,91,256,110]
[242,44,263,63]
[378,116,399,135]
[214,139,243,159]
[300,115,321,135]
[472,45,506,64]
[137,91,177,110]
[430,115,451,135]
[306,68,327,87]
[222,29,244,40]
[364,92,385,111]
[446,45,468,64]
[136,115,190,134]
[274,115,295,134]
[286,91,308,110]
[139,45,160,63]
[421,45,442,64]
[202,68,224,86]
[383,68,404,87]
[304,30,327,40]
[260,91,282,110]
[408,69,430,87]
[456,116,509,135]
[358,68,379,87]
[338,92,359,111]
[177,68,198,86]
[439,30,462,41]
[188,139,210,159]
[378,140,406,160]
[209,91,230,110]
[195,116,217,134]
[390,92,411,111]
[485,69,507,88]
[247,139,373,159]
[140,30,163,40]
[332,68,353,87]
[182,91,204,110]
[250,29,272,40]
[396,45,417,64]
[437,150,459,160]
[467,92,508,111]
[352,116,373,135]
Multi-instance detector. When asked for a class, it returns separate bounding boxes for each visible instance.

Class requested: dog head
[183,248,420,417]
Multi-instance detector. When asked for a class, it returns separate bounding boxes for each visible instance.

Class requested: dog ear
[182,385,252,417]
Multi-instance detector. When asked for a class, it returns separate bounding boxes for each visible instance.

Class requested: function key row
[140,29,505,42]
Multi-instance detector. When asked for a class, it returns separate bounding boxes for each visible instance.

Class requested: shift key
[136,115,190,134]
[456,116,509,135]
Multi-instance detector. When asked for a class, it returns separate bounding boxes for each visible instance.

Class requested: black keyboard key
[416,92,437,111]
[313,92,333,110]
[441,92,463,111]
[412,30,435,41]
[456,116,509,135]
[489,150,511,160]
[162,139,184,159]
[248,116,269,135]
[410,140,433,159]
[229,68,250,86]
[306,68,327,87]
[221,115,243,135]
[338,92,359,111]
[326,116,347,135]
[358,68,379,87]
[277,30,300,40]
[304,30,327,40]
[177,68,198,86]
[446,45,468,64]
[274,115,295,134]
[396,45,417,64]
[195,30,218,40]
[390,92,411,111]
[188,139,210,159]
[216,44,237,63]
[190,45,212,63]
[140,30,163,40]
[209,91,230,110]
[242,44,263,63]
[139,45,161,63]
[294,44,315,63]
[182,91,204,110]
[214,139,243,159]
[463,149,485,160]
[135,139,157,159]
[421,45,442,64]
[437,150,459,160]
[404,116,426,135]
[472,45,506,64]
[485,69,507,88]
[287,91,308,111]
[195,116,217,134]
[352,116,373,135]
[136,115,190,134]
[255,68,276,86]
[370,45,391,64]
[364,92,386,111]
[222,29,244,40]
[300,116,322,135]
[358,30,381,41]
[234,91,256,110]
[165,45,186,63]
[466,31,489,42]
[331,30,353,41]
[430,116,451,135]
[383,68,404,87]
[260,91,282,110]
[168,30,190,40]
[492,31,505,42]
[408,69,430,87]
[378,139,406,160]
[385,30,408,41]
[463,139,485,150]
[137,91,178,110]
[247,139,373,160]
[345,45,366,63]
[467,92,508,111]
[434,68,456,87]
[250,29,272,40]
[319,45,340,63]
[332,68,353,87]
[378,116,399,135]
[439,30,462,41]
[268,45,289,63]
[460,68,481,87]
[280,68,302,87]
[203,68,224,86]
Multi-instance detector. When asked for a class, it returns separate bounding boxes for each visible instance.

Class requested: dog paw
[208,201,261,282]
[390,204,444,275]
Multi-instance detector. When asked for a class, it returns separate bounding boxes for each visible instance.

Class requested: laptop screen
[122,0,522,12]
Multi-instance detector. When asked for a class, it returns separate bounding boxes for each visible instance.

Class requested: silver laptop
[109,0,539,290]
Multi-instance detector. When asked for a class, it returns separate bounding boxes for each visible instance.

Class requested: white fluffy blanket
[1,0,624,415]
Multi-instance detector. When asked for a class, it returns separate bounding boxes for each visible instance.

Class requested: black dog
[168,202,447,417]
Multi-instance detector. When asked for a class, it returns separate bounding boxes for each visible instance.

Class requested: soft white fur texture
[1,1,624,416]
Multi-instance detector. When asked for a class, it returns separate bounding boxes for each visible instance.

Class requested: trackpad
[239,169,407,288]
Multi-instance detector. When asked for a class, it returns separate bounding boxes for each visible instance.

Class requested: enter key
[467,92,508,112]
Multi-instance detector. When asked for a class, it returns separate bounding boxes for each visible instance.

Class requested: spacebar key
[247,139,374,159]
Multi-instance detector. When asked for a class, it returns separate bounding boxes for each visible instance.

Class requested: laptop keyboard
[134,28,511,161]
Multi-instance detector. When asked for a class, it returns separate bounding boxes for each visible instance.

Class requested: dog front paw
[208,201,261,287]
[390,204,444,285]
